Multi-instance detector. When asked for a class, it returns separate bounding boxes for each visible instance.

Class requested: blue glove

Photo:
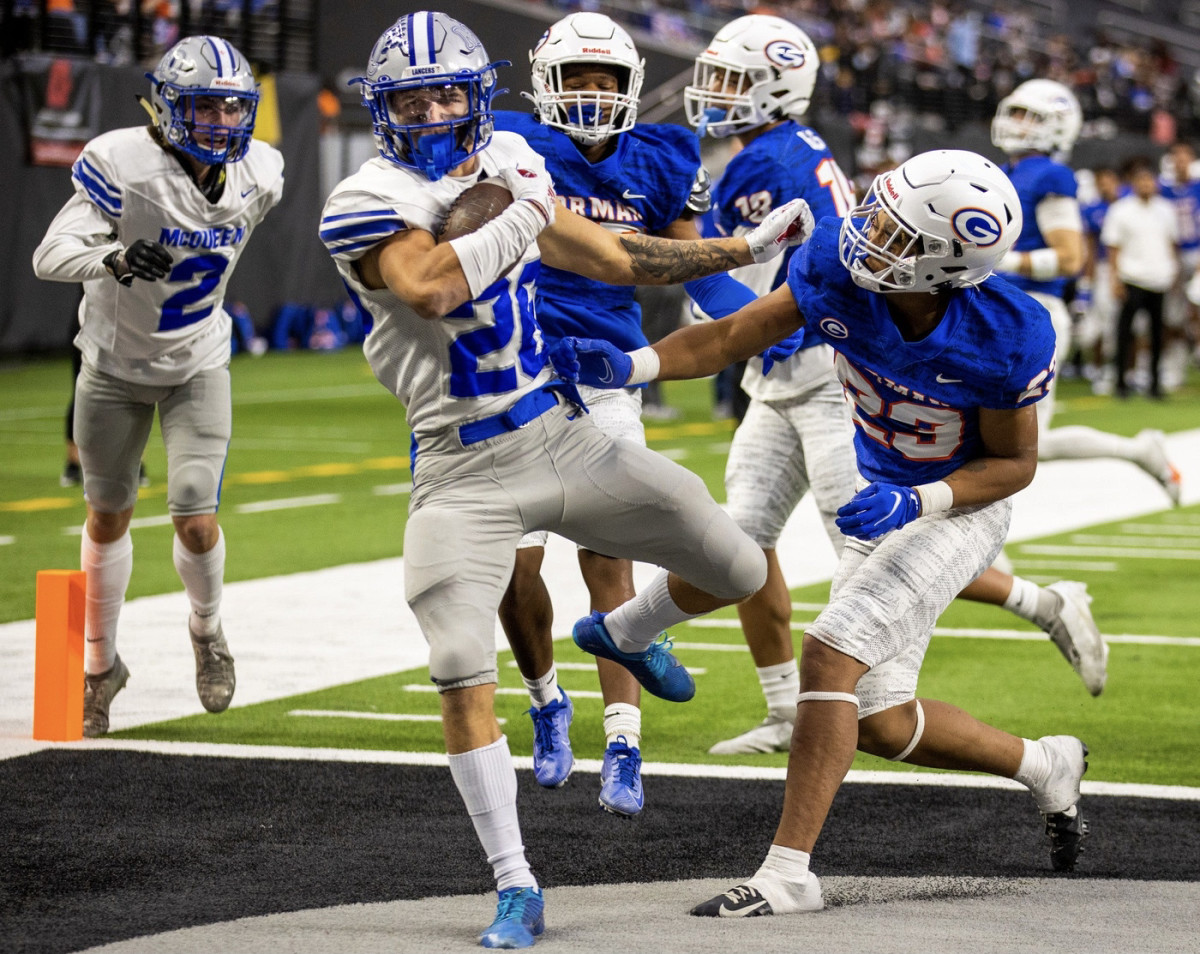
[760,329,806,375]
[835,481,922,540]
[548,336,631,389]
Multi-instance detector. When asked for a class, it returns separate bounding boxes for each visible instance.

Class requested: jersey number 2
[447,261,542,398]
[158,254,230,332]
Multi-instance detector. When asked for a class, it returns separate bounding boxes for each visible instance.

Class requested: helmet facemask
[148,36,259,165]
[353,12,507,181]
[528,13,645,147]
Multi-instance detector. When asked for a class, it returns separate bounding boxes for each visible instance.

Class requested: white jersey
[33,126,284,385]
[320,132,553,443]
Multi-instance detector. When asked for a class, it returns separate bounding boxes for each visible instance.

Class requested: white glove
[497,163,557,228]
[745,198,815,264]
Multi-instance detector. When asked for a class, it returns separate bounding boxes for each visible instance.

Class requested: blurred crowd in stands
[546,0,1195,150]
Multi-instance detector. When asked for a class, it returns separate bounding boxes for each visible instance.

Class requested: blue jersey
[1080,197,1109,262]
[1002,154,1078,299]
[493,112,703,351]
[1160,177,1200,251]
[787,220,1056,485]
[711,121,853,355]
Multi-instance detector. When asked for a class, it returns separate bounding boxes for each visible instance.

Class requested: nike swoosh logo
[718,900,769,917]
[882,491,903,523]
[622,189,646,200]
[241,185,258,198]
[936,373,962,383]
[598,358,615,385]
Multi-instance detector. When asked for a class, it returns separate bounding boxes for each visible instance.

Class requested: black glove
[122,239,174,281]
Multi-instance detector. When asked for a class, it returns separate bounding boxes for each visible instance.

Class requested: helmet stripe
[423,11,435,64]
[405,13,416,66]
[220,38,238,75]
[206,36,224,76]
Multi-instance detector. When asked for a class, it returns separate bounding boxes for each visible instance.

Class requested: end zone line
[23,737,1200,801]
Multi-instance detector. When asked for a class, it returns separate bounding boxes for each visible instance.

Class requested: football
[438,179,513,242]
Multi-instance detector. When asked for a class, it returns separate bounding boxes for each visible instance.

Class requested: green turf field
[2,350,1198,785]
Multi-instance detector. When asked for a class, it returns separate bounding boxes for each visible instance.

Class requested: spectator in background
[1159,140,1200,389]
[1078,166,1124,391]
[1103,156,1181,400]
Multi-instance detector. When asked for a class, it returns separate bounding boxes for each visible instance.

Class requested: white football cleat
[1135,429,1182,506]
[708,714,793,755]
[1044,581,1108,696]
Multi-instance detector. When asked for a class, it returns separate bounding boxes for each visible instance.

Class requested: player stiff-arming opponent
[992,78,1181,504]
[490,12,763,818]
[552,150,1091,916]
[32,36,284,738]
[318,12,811,948]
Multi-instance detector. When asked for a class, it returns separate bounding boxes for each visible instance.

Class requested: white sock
[447,736,536,892]
[603,703,642,748]
[81,529,133,675]
[1001,576,1042,623]
[522,666,560,709]
[755,843,811,882]
[173,528,224,637]
[1013,737,1052,792]
[604,571,701,653]
[758,660,800,721]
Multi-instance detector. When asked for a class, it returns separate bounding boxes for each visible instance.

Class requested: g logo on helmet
[951,208,1003,247]
[764,40,807,70]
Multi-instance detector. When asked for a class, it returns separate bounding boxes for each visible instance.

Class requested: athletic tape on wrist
[999,249,1023,274]
[915,480,953,515]
[626,346,660,386]
[1027,247,1060,281]
[449,200,545,299]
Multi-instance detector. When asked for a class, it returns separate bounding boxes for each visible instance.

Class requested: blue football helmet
[352,11,508,181]
[147,35,259,165]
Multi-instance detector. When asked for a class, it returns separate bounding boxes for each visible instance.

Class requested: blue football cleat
[479,886,545,949]
[529,689,573,788]
[572,611,695,702]
[599,735,644,817]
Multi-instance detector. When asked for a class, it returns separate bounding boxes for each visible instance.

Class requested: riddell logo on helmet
[580,47,612,54]
[211,77,242,88]
[884,177,900,200]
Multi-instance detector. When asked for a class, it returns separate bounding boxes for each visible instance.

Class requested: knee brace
[888,700,925,762]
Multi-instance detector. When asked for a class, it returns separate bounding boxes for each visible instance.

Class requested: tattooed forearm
[619,234,745,283]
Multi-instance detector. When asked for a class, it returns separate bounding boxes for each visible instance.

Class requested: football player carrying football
[318,11,813,948]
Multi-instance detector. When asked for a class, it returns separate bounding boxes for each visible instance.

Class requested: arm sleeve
[683,272,759,319]
[31,192,122,283]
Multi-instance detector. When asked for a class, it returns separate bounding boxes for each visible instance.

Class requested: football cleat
[479,885,545,949]
[529,690,574,788]
[60,460,82,488]
[1043,581,1109,696]
[599,735,643,817]
[691,873,823,917]
[190,624,236,713]
[1031,736,1089,872]
[708,714,793,755]
[83,655,130,738]
[571,611,695,702]
[1135,429,1182,506]
[1044,805,1089,872]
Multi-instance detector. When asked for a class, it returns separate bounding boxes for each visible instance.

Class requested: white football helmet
[839,150,1022,293]
[147,35,259,164]
[351,11,508,181]
[991,79,1082,156]
[684,15,819,139]
[529,13,645,146]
